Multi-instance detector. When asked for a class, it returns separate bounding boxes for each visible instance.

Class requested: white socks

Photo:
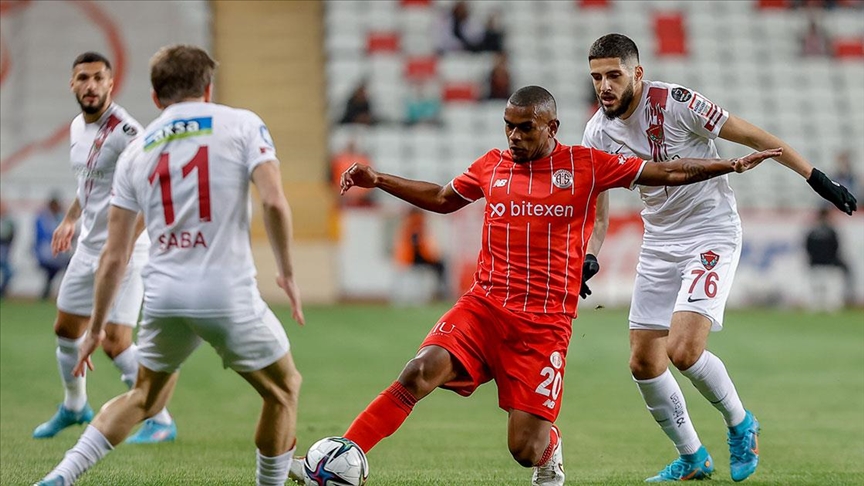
[57,336,87,412]
[112,344,139,389]
[680,350,746,428]
[635,369,702,455]
[112,344,173,426]
[256,447,295,486]
[43,425,113,484]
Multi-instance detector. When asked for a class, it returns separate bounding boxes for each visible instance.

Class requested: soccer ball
[303,436,369,486]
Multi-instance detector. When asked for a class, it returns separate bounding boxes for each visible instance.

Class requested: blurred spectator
[405,80,442,126]
[0,200,15,298]
[833,150,858,199]
[804,207,849,312]
[800,17,831,56]
[331,139,376,207]
[33,195,70,300]
[340,81,376,125]
[485,52,511,100]
[393,207,448,300]
[436,2,505,53]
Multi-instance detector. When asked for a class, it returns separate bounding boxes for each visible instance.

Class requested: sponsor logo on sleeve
[688,93,725,131]
[671,87,692,103]
[259,125,274,148]
[122,123,138,137]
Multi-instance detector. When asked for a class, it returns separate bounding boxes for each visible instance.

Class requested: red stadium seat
[578,0,610,8]
[833,37,864,59]
[405,56,438,80]
[653,12,688,57]
[757,0,790,8]
[367,31,400,54]
[442,82,478,103]
[400,0,432,6]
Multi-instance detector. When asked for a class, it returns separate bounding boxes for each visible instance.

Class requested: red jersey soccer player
[324,86,780,486]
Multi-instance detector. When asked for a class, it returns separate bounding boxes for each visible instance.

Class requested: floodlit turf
[2,300,862,485]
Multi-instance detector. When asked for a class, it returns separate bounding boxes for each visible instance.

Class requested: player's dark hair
[588,33,640,65]
[72,52,112,71]
[508,86,557,116]
[150,45,217,106]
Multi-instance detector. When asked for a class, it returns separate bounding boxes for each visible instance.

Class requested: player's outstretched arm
[74,204,138,377]
[252,160,305,326]
[636,148,783,187]
[51,197,82,256]
[720,115,857,215]
[341,162,470,214]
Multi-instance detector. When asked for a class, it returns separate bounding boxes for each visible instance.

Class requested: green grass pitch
[2,300,862,485]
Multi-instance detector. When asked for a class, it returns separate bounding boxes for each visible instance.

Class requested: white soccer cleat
[532,426,565,486]
[287,456,305,484]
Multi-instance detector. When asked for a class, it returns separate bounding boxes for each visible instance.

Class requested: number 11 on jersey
[148,146,212,225]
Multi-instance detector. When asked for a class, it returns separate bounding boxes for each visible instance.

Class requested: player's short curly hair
[150,45,217,106]
[73,52,111,71]
[508,86,557,116]
[588,33,640,65]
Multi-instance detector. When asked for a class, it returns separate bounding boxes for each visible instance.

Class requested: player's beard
[600,82,635,120]
[76,92,108,115]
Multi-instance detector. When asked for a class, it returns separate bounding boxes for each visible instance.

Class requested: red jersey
[450,141,645,318]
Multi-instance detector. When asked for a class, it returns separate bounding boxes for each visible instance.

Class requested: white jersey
[112,101,278,318]
[582,80,741,242]
[70,103,149,253]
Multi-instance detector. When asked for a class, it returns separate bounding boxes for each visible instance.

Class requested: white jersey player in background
[580,34,856,483]
[33,52,176,444]
[34,44,305,486]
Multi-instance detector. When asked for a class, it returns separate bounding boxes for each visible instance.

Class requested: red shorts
[420,293,572,422]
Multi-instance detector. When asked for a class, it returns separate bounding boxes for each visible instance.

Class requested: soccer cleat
[728,411,760,482]
[33,404,94,439]
[32,476,66,486]
[287,456,306,484]
[645,446,714,482]
[125,418,177,444]
[532,426,565,486]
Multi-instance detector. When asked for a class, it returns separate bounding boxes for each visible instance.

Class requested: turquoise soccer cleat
[728,410,760,482]
[33,475,66,485]
[32,404,94,439]
[645,446,714,482]
[125,418,177,444]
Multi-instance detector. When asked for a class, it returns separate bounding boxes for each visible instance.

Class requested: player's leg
[239,351,302,486]
[33,309,93,439]
[34,366,179,485]
[629,246,712,481]
[507,412,563,486]
[343,345,459,453]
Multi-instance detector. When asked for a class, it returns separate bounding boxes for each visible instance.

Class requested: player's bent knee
[629,355,665,379]
[508,441,540,468]
[667,346,702,371]
[398,358,437,396]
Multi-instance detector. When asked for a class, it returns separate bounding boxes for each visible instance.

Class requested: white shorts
[56,245,146,327]
[136,307,290,373]
[629,236,741,332]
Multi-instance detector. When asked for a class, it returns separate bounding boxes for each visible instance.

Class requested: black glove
[580,253,600,299]
[807,168,857,215]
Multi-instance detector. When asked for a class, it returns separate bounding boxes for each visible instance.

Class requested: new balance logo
[493,178,508,188]
[543,399,556,409]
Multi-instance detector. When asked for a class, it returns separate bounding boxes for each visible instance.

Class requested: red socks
[536,425,560,466]
[344,381,418,453]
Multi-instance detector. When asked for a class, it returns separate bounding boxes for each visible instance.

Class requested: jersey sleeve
[669,86,729,139]
[241,111,279,176]
[449,152,491,202]
[107,117,143,156]
[591,148,646,191]
[111,139,143,213]
[580,116,602,149]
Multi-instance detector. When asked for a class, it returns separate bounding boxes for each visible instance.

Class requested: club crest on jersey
[552,169,573,189]
[550,351,563,370]
[700,251,719,270]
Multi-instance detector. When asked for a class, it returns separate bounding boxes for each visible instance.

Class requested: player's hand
[580,254,600,299]
[807,168,858,215]
[732,148,783,173]
[73,329,105,377]
[51,220,76,256]
[340,163,378,194]
[276,275,305,326]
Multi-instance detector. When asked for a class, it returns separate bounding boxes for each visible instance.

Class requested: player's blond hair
[150,45,217,106]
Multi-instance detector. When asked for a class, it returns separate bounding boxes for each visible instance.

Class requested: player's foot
[32,475,66,486]
[532,425,565,486]
[125,418,177,444]
[728,410,760,482]
[33,404,94,439]
[645,446,714,482]
[288,456,305,484]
